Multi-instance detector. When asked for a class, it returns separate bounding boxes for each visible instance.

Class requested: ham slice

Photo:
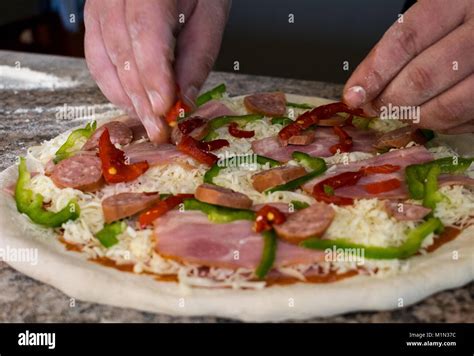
[251,127,377,161]
[302,146,474,199]
[123,142,189,166]
[192,99,236,119]
[154,211,325,270]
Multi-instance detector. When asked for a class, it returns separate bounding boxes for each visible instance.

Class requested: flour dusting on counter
[0,65,79,90]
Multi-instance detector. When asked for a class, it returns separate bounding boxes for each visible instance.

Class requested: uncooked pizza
[1,84,473,321]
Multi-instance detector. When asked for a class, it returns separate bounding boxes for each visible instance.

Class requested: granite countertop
[0,50,472,323]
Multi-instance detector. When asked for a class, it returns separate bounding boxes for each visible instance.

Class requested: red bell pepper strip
[228,122,255,138]
[362,164,400,174]
[329,126,353,154]
[279,102,365,142]
[254,205,286,233]
[177,135,218,166]
[139,194,194,228]
[178,117,205,135]
[99,129,149,184]
[364,178,401,194]
[312,164,400,205]
[165,98,190,127]
[198,139,229,151]
[312,171,365,205]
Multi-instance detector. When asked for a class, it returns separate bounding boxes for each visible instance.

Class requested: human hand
[84,0,231,143]
[343,0,474,134]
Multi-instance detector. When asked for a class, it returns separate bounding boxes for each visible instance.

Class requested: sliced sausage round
[82,121,133,151]
[252,166,307,192]
[244,92,286,117]
[274,202,335,244]
[51,154,103,192]
[384,201,431,221]
[171,116,210,145]
[287,130,316,145]
[195,183,253,209]
[102,192,160,223]
[373,126,427,150]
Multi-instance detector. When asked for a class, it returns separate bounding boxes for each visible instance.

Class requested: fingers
[83,0,133,111]
[440,121,474,135]
[99,0,168,143]
[418,73,474,131]
[174,0,231,105]
[343,0,466,108]
[372,21,474,109]
[125,0,178,116]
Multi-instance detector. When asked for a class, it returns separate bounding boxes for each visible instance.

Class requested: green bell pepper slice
[286,102,313,110]
[203,114,264,141]
[204,154,280,184]
[15,157,80,227]
[54,121,97,163]
[265,152,327,194]
[406,157,473,200]
[290,200,309,210]
[183,198,255,223]
[301,217,443,259]
[423,165,443,210]
[196,84,226,107]
[255,230,278,280]
[96,221,126,248]
[271,117,293,126]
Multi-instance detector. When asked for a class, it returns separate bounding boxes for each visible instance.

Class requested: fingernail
[148,90,165,114]
[182,85,199,107]
[344,86,366,108]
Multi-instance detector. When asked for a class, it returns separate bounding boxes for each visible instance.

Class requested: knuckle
[394,25,420,58]
[407,65,434,93]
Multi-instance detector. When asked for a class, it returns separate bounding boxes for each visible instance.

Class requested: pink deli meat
[251,126,377,162]
[154,211,325,270]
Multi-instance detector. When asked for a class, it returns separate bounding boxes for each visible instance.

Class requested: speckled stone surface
[0,51,472,323]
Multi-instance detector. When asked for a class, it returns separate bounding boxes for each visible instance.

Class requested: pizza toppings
[384,201,432,221]
[171,116,209,145]
[251,126,377,162]
[329,126,353,154]
[54,121,97,162]
[228,122,255,138]
[154,211,325,270]
[138,194,193,228]
[165,97,190,127]
[287,130,316,145]
[98,129,149,183]
[197,139,229,151]
[196,83,227,107]
[123,142,189,166]
[302,217,443,260]
[82,121,133,151]
[102,192,161,223]
[313,170,365,206]
[373,126,428,151]
[195,183,253,209]
[364,178,402,194]
[274,202,335,244]
[252,166,307,193]
[264,153,327,193]
[278,102,365,144]
[51,154,104,192]
[176,135,218,166]
[15,157,80,227]
[254,205,287,233]
[244,92,286,117]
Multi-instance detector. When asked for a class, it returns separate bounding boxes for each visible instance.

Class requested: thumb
[174,0,231,105]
